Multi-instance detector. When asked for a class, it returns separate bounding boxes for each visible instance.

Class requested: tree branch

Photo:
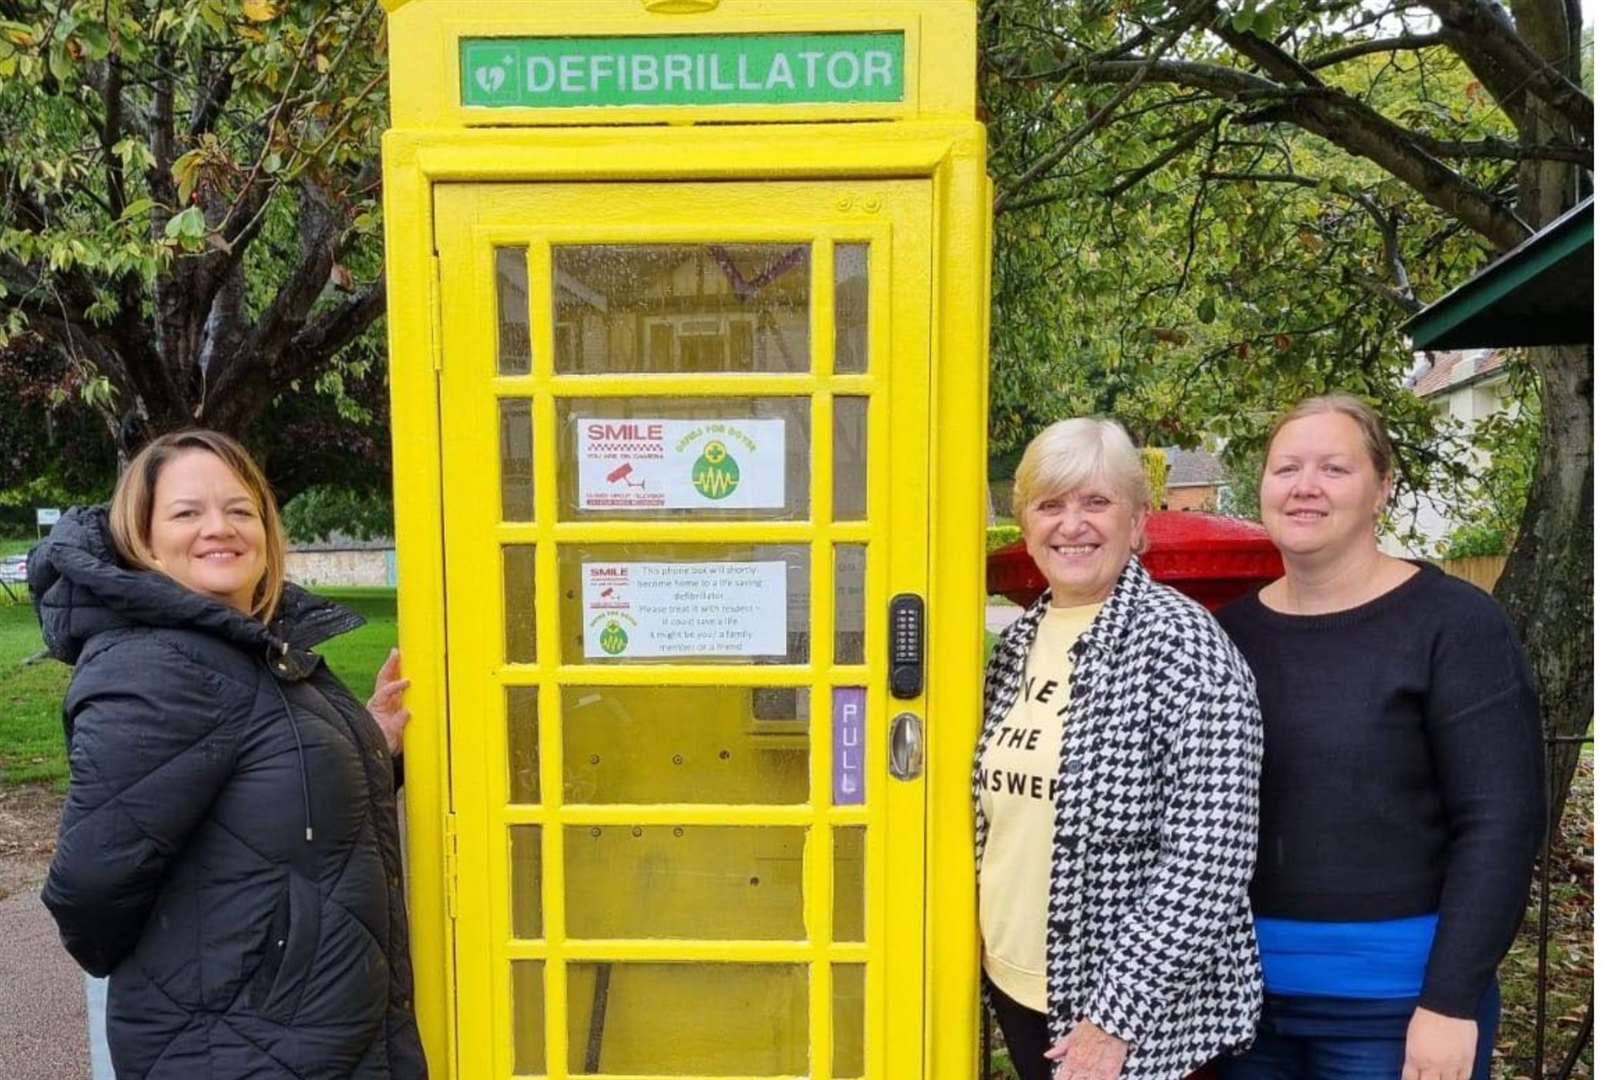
[189,61,236,138]
[1065,57,1285,101]
[1415,134,1591,168]
[1209,18,1326,89]
[1101,112,1225,199]
[1426,0,1592,140]
[994,14,1210,210]
[145,48,176,208]
[143,47,197,418]
[288,277,387,369]
[1228,89,1529,248]
[1065,55,1527,247]
[1305,32,1449,69]
[101,54,126,220]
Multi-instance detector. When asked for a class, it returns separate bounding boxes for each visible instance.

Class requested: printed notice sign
[577,418,785,511]
[583,561,787,659]
[462,33,904,110]
[833,688,866,806]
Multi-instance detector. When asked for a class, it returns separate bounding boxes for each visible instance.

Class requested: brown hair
[1265,392,1396,480]
[109,429,287,623]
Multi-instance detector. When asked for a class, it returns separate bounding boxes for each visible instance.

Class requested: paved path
[0,603,1030,1078]
[0,884,89,1079]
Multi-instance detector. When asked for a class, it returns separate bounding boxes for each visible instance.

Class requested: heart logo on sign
[475,65,507,94]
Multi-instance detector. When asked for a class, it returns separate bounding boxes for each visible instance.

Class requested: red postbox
[986,510,1283,612]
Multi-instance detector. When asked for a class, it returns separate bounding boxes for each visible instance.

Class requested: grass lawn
[0,597,71,786]
[309,587,399,702]
[0,586,397,789]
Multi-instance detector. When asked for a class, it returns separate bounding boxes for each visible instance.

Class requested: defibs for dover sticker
[582,561,788,659]
[577,418,785,511]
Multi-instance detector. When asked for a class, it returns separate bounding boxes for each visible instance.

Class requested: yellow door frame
[382,12,988,1079]
[434,177,932,1079]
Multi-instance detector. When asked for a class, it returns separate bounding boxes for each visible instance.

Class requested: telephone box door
[434,179,932,1079]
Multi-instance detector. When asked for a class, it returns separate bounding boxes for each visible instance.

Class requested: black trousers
[988,976,1054,1080]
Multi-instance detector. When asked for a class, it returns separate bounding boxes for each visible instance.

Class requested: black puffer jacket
[29,508,427,1080]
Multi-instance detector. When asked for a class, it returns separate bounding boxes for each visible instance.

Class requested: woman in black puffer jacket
[28,429,427,1080]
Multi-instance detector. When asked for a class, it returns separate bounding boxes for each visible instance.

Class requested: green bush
[1142,447,1169,509]
[282,485,394,543]
[1441,523,1510,559]
[987,524,1022,550]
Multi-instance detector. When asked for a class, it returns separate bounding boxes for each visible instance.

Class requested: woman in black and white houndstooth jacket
[975,417,1264,1080]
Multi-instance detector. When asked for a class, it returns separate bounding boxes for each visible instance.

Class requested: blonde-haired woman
[1215,394,1542,1080]
[977,417,1264,1080]
[28,429,427,1079]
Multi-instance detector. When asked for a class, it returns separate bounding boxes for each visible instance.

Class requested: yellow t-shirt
[978,602,1101,1013]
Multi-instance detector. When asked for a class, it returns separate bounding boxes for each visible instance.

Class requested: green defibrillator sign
[461,32,905,109]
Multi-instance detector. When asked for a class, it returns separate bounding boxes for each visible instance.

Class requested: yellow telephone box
[381,3,988,1077]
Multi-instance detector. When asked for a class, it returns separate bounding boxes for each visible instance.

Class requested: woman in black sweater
[1215,394,1543,1080]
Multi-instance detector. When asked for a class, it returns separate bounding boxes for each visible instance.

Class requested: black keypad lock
[888,594,924,699]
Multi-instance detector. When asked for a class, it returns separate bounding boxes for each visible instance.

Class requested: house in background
[1163,446,1226,511]
[1388,194,1590,568]
[1381,347,1515,557]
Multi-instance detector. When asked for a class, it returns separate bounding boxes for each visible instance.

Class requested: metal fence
[1535,727,1594,1080]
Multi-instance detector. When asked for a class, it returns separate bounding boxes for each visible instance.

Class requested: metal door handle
[888,712,923,781]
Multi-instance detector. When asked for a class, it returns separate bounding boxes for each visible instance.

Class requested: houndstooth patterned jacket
[975,557,1264,1079]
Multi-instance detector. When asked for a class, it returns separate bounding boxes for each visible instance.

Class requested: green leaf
[171,149,205,203]
[1197,297,1218,324]
[77,23,111,60]
[117,197,156,222]
[163,206,206,241]
[47,42,72,81]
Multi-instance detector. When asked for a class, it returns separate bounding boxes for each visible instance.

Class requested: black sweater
[1216,561,1543,1017]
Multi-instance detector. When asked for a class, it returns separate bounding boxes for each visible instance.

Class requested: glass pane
[508,686,540,804]
[832,964,865,1079]
[500,398,535,521]
[561,686,808,804]
[833,827,865,942]
[557,397,810,520]
[504,545,537,664]
[834,244,869,374]
[834,545,866,664]
[565,963,808,1075]
[513,960,546,1075]
[751,686,811,732]
[564,826,805,939]
[833,397,868,521]
[559,544,810,665]
[553,244,810,374]
[496,247,532,376]
[511,825,542,939]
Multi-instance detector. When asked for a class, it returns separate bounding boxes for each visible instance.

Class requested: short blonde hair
[1012,417,1153,522]
[1266,392,1396,480]
[109,429,288,624]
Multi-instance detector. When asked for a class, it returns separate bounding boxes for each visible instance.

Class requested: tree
[980,0,1591,821]
[0,337,117,533]
[0,0,389,462]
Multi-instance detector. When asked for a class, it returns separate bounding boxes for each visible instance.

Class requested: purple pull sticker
[833,687,866,805]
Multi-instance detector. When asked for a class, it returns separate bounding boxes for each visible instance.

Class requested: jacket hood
[29,506,363,666]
